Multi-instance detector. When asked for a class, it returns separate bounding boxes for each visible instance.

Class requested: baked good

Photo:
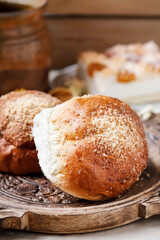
[0,90,61,175]
[78,41,160,104]
[50,87,73,102]
[33,95,148,201]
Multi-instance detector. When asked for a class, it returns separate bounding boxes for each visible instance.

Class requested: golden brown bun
[33,95,148,201]
[0,90,61,175]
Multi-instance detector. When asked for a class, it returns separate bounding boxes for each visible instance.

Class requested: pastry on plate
[78,41,160,104]
[0,90,61,175]
[33,95,148,201]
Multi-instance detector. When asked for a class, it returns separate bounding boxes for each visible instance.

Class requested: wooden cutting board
[0,115,160,234]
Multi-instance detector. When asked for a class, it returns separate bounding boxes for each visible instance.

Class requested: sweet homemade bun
[0,90,61,175]
[33,95,148,201]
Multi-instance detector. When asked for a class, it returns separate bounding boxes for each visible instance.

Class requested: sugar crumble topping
[0,92,60,146]
[51,96,146,173]
[4,94,55,126]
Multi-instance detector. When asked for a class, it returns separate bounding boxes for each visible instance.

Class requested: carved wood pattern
[0,174,82,205]
[0,165,154,206]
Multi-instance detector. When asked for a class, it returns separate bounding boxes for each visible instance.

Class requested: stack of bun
[0,88,148,201]
[0,90,61,175]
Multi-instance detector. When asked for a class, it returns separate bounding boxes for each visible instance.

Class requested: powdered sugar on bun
[33,95,148,201]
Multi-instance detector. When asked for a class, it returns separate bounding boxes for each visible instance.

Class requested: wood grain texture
[0,115,160,234]
[46,0,160,16]
[139,195,160,218]
[46,17,160,68]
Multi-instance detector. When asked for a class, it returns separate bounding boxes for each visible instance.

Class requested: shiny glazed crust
[33,95,148,201]
[0,90,61,174]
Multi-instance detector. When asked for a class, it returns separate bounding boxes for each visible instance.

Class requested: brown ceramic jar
[0,0,51,95]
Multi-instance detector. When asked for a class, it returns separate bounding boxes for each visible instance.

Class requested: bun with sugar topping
[0,90,61,175]
[33,95,148,201]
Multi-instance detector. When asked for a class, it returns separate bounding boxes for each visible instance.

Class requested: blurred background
[46,0,160,68]
[1,0,160,110]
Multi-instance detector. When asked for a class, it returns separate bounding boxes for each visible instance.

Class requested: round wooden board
[0,115,160,234]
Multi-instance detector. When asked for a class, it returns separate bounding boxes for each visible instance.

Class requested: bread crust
[33,95,148,201]
[0,90,61,174]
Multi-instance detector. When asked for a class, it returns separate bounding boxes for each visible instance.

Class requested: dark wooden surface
[0,115,160,234]
[44,0,160,69]
[46,0,160,16]
[46,17,160,69]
